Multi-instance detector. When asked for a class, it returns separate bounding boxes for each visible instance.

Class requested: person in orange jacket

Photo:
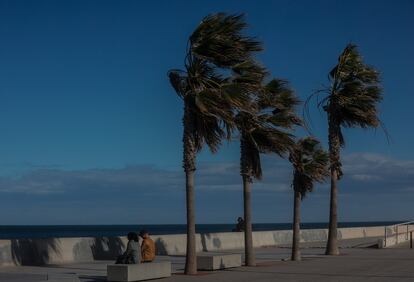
[139,230,156,262]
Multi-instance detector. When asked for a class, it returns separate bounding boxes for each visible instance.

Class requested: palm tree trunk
[326,112,340,255]
[243,175,255,266]
[185,170,197,274]
[240,135,255,267]
[291,189,301,261]
[183,100,197,274]
[326,169,339,255]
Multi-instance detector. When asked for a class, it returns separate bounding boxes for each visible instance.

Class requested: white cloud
[351,174,382,181]
[0,152,413,197]
[1,153,414,224]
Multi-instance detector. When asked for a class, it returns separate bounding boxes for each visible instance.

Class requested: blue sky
[0,0,413,225]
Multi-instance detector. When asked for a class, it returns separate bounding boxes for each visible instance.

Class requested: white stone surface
[107,262,171,282]
[197,254,242,270]
[151,234,204,256]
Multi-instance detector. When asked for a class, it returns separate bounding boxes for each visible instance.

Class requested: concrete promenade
[1,245,413,282]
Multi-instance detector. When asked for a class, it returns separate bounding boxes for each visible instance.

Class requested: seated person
[235,217,245,232]
[115,232,140,264]
[139,230,156,262]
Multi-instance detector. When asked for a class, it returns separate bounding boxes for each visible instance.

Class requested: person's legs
[115,254,126,264]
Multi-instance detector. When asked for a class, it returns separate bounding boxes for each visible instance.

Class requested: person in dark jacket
[234,217,245,232]
[115,232,140,264]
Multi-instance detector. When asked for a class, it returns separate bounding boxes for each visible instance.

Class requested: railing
[383,221,414,247]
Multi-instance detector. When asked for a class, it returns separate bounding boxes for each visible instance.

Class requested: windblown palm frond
[168,12,268,154]
[304,43,384,179]
[168,59,233,153]
[259,79,302,129]
[230,60,267,95]
[289,137,329,198]
[305,44,383,143]
[328,44,382,129]
[239,79,301,180]
[190,13,263,68]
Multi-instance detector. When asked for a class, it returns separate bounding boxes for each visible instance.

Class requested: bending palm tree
[289,137,329,261]
[310,44,383,255]
[168,13,263,274]
[237,79,301,266]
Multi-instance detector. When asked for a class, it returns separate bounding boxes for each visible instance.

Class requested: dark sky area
[0,0,413,224]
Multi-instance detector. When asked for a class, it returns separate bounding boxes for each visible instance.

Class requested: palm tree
[168,13,264,274]
[236,79,301,266]
[308,44,383,255]
[289,137,329,261]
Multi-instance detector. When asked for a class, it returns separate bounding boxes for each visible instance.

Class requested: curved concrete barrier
[201,232,244,251]
[0,237,124,266]
[0,225,400,266]
[151,234,203,256]
[0,240,13,266]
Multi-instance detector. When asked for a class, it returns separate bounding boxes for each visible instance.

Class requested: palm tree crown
[169,14,267,157]
[238,79,301,180]
[317,43,383,178]
[289,137,329,197]
[189,13,262,68]
[327,44,382,129]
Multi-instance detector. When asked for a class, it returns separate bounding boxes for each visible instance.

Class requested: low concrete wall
[0,234,203,266]
[378,225,414,248]
[151,234,204,256]
[0,237,125,266]
[0,225,404,266]
[201,226,389,252]
[0,240,13,266]
[201,230,295,251]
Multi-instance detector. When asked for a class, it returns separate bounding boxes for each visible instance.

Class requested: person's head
[127,232,139,242]
[139,230,149,239]
[237,217,243,223]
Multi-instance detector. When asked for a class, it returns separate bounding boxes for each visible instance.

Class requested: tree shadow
[219,257,225,269]
[11,238,61,266]
[154,238,168,255]
[201,233,208,252]
[213,238,222,249]
[91,237,125,260]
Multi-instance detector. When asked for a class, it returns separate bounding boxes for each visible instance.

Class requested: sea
[0,221,403,239]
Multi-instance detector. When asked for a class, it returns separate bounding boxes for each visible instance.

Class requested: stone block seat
[197,253,242,271]
[107,261,171,282]
[41,273,80,282]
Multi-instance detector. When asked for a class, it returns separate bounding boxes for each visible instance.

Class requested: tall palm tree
[236,79,301,266]
[289,137,329,261]
[308,44,383,255]
[168,13,264,274]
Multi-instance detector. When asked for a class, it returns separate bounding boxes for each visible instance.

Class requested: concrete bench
[107,262,171,282]
[197,253,242,270]
[42,273,80,282]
